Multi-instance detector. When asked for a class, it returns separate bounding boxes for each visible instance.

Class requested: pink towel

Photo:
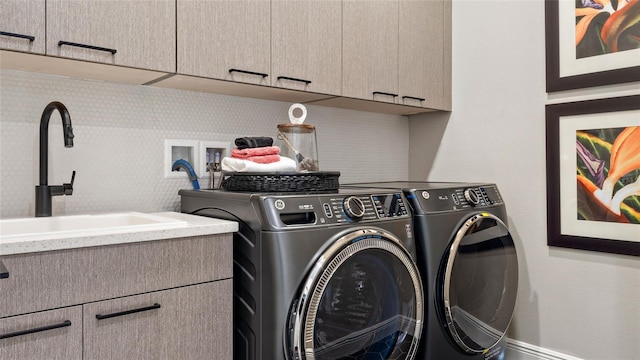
[232,146,280,159]
[244,154,281,164]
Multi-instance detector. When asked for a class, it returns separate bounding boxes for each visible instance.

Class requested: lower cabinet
[0,306,83,360]
[0,234,233,359]
[0,281,231,359]
[84,281,232,360]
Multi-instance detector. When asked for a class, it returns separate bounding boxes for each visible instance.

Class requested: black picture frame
[546,95,640,257]
[545,0,640,92]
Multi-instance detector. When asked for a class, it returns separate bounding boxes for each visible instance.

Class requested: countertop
[0,212,237,256]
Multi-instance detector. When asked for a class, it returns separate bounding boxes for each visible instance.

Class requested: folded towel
[235,137,274,150]
[232,146,280,158]
[241,154,281,164]
[221,156,297,173]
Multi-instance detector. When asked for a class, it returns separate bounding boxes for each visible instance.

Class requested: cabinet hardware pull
[58,41,117,55]
[0,31,35,42]
[373,91,398,98]
[277,76,312,85]
[0,320,71,340]
[229,68,268,78]
[95,303,161,320]
[0,260,8,279]
[402,96,426,102]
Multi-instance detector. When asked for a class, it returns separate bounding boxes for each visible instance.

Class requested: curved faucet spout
[36,101,75,217]
[39,101,74,186]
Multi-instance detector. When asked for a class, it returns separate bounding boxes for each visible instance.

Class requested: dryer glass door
[288,229,424,360]
[442,212,518,354]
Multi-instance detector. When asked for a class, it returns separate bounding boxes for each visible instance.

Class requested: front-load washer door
[287,228,424,360]
[440,212,518,354]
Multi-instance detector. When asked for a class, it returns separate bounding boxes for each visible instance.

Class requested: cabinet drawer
[0,306,82,360]
[0,234,232,318]
[83,280,232,360]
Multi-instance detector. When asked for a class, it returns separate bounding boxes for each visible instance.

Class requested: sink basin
[0,212,188,242]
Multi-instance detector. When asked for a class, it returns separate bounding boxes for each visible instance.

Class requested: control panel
[325,193,409,223]
[265,192,410,227]
[413,185,503,213]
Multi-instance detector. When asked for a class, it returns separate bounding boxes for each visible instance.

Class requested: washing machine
[344,182,518,360]
[179,188,425,360]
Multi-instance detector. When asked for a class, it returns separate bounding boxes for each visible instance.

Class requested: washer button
[323,203,333,218]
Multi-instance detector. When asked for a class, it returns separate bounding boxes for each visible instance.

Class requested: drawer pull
[0,31,35,42]
[229,68,268,78]
[373,91,398,98]
[0,260,8,279]
[58,40,117,55]
[95,303,161,320]
[402,96,426,102]
[0,320,71,340]
[277,76,312,85]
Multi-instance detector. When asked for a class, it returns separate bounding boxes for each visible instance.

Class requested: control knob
[343,196,366,220]
[464,188,481,206]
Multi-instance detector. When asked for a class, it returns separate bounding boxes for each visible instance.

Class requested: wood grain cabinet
[342,0,452,111]
[46,0,175,72]
[0,306,82,360]
[399,0,451,110]
[0,0,45,54]
[0,235,233,359]
[83,281,232,360]
[271,0,341,94]
[177,0,271,85]
[343,0,399,103]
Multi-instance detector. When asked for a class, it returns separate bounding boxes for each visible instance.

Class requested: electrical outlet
[164,139,199,179]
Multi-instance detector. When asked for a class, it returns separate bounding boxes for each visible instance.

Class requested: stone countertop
[0,212,237,256]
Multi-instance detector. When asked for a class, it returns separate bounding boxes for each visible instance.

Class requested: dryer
[344,182,518,360]
[179,188,425,360]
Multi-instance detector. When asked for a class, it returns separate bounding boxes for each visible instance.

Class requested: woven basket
[220,171,340,193]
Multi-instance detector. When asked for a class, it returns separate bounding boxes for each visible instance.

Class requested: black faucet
[35,101,76,217]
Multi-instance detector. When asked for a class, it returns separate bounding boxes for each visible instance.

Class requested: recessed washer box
[164,139,199,179]
[199,141,231,179]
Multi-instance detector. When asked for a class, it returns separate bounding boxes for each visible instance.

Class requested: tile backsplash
[0,70,409,218]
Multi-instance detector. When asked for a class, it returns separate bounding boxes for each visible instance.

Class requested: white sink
[0,212,188,242]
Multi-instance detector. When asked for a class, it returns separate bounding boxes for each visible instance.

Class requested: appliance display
[344,182,518,360]
[179,188,424,360]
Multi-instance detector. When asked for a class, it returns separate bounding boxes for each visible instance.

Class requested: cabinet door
[271,0,341,94]
[46,0,175,72]
[177,0,270,85]
[343,0,399,103]
[399,0,448,110]
[0,0,45,54]
[0,306,82,360]
[83,280,232,360]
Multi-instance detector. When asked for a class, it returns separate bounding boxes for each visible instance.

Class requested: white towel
[221,156,297,173]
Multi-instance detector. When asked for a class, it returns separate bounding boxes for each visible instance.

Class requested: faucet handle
[63,170,75,195]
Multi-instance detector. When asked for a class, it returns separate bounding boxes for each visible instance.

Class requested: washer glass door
[441,212,518,354]
[288,229,424,360]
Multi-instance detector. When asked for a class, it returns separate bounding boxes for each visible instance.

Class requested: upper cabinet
[342,0,451,110]
[1,0,451,114]
[46,0,175,72]
[271,0,341,94]
[399,0,451,110]
[342,0,399,103]
[177,0,271,85]
[0,0,45,54]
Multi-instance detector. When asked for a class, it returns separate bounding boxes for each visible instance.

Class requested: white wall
[0,70,409,218]
[410,1,640,359]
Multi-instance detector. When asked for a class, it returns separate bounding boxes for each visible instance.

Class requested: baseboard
[505,339,583,360]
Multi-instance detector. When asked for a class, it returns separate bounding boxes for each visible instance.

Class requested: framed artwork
[545,0,640,92]
[546,95,640,256]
